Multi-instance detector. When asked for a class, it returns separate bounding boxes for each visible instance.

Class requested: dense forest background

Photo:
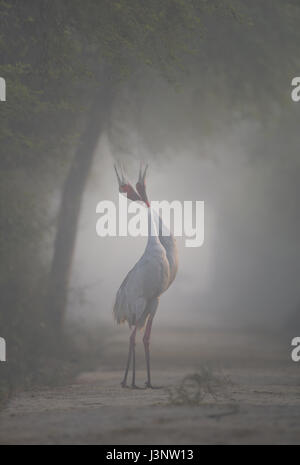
[0,0,300,401]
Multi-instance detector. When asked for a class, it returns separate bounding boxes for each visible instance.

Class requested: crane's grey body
[113,207,176,329]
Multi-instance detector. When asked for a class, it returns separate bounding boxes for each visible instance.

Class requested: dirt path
[1,328,300,444]
[0,365,300,444]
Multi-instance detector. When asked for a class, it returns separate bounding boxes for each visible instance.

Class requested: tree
[44,0,300,331]
[46,80,113,330]
[45,0,212,332]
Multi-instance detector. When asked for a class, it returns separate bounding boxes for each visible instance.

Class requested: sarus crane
[113,163,178,388]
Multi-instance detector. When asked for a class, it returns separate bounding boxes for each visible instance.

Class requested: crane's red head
[114,162,141,202]
[136,163,150,208]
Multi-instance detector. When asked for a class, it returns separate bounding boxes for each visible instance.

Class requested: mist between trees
[0,0,300,400]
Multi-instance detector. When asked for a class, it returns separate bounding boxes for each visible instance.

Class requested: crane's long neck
[146,206,160,248]
[151,207,178,286]
[142,197,178,286]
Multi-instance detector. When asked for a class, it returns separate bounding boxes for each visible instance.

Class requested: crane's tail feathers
[113,291,148,329]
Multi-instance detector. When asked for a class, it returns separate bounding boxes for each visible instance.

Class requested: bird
[113,162,178,389]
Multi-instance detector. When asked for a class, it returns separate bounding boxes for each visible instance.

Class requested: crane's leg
[143,315,156,388]
[143,299,161,389]
[131,327,138,388]
[121,326,136,388]
[130,326,144,389]
[121,326,142,389]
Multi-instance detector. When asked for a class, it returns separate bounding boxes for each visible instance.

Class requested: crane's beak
[114,162,142,202]
[114,162,128,188]
[137,162,150,207]
[114,163,122,187]
[138,162,148,184]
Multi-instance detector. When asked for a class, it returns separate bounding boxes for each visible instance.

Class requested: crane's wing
[113,244,169,329]
[113,260,147,329]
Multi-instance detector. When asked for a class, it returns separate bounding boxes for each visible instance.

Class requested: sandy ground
[0,326,299,445]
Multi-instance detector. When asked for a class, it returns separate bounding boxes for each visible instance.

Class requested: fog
[3,1,300,444]
[68,79,300,332]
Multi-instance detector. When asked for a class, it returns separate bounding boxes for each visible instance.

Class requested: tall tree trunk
[46,81,113,333]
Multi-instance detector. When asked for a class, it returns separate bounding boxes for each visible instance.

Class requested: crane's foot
[131,383,145,390]
[144,381,163,389]
[120,381,130,388]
